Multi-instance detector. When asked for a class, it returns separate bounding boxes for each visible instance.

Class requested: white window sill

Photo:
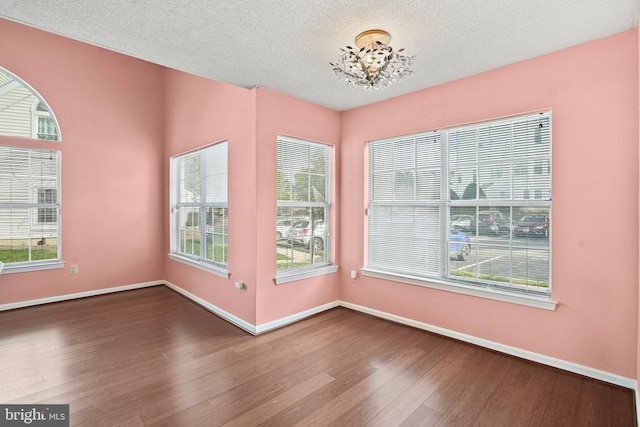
[275,264,339,285]
[2,261,65,274]
[361,268,557,311]
[168,253,230,279]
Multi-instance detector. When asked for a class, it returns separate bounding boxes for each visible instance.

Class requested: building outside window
[170,141,228,276]
[366,112,551,297]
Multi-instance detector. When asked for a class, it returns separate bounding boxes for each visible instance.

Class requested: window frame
[169,141,229,278]
[0,146,63,274]
[275,135,337,284]
[363,112,555,310]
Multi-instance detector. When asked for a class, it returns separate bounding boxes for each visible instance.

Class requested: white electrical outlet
[234,280,245,293]
[70,264,78,275]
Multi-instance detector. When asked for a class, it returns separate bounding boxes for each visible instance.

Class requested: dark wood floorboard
[0,286,635,426]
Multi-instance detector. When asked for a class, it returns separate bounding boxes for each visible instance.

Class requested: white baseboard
[163,281,257,334]
[339,301,637,391]
[636,387,640,427]
[163,281,339,336]
[0,280,164,312]
[255,301,340,334]
[2,280,637,399]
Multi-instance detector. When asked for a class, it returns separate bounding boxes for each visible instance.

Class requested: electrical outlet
[70,264,78,275]
[234,280,245,293]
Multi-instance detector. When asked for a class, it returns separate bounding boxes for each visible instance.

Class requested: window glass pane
[37,117,58,140]
[416,169,440,200]
[0,147,60,265]
[416,134,441,168]
[393,170,415,201]
[372,172,394,201]
[451,165,480,200]
[276,207,326,270]
[369,206,440,277]
[179,154,200,203]
[178,207,200,257]
[276,137,330,272]
[173,141,228,267]
[0,67,61,141]
[204,207,228,263]
[370,141,393,172]
[448,127,477,165]
[203,144,227,203]
[393,138,416,170]
[369,112,551,296]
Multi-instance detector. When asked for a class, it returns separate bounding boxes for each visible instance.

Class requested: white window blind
[368,112,551,296]
[276,136,331,273]
[0,146,61,265]
[172,141,228,269]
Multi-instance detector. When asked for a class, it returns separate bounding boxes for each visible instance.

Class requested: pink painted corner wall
[3,17,639,382]
[254,87,341,325]
[340,29,639,378]
[162,70,258,324]
[0,19,165,305]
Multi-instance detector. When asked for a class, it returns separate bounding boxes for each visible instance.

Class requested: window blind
[276,136,331,271]
[173,141,228,267]
[0,146,60,264]
[368,112,551,295]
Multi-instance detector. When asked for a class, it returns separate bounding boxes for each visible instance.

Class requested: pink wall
[2,17,640,381]
[162,84,341,326]
[163,70,258,324]
[254,88,341,325]
[0,19,165,304]
[340,29,640,378]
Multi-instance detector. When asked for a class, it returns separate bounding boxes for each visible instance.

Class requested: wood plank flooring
[0,286,635,426]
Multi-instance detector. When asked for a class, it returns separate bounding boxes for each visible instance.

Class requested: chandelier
[330,29,414,90]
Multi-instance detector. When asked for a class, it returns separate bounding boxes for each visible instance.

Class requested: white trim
[255,301,339,334]
[2,261,65,274]
[275,264,339,284]
[361,268,557,311]
[340,300,635,389]
[163,281,256,334]
[168,253,230,278]
[0,280,163,312]
[1,279,635,396]
[635,385,640,427]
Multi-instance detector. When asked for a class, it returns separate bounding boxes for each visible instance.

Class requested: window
[366,112,551,299]
[0,67,61,141]
[33,102,59,141]
[276,136,333,280]
[0,146,61,268]
[37,189,57,223]
[170,141,228,276]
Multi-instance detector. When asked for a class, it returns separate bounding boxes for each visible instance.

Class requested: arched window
[0,67,62,272]
[0,67,61,141]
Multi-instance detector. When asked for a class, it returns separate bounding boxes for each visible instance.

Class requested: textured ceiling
[1,1,639,111]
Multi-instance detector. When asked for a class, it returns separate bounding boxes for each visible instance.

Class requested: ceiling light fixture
[330,29,414,90]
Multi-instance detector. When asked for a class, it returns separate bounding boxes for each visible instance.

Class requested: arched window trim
[0,66,62,141]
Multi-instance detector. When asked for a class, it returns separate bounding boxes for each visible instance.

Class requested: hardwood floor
[0,286,635,426]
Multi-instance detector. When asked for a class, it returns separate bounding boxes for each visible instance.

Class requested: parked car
[276,220,292,240]
[477,211,508,234]
[290,219,325,251]
[450,214,475,231]
[513,215,549,238]
[450,229,471,261]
